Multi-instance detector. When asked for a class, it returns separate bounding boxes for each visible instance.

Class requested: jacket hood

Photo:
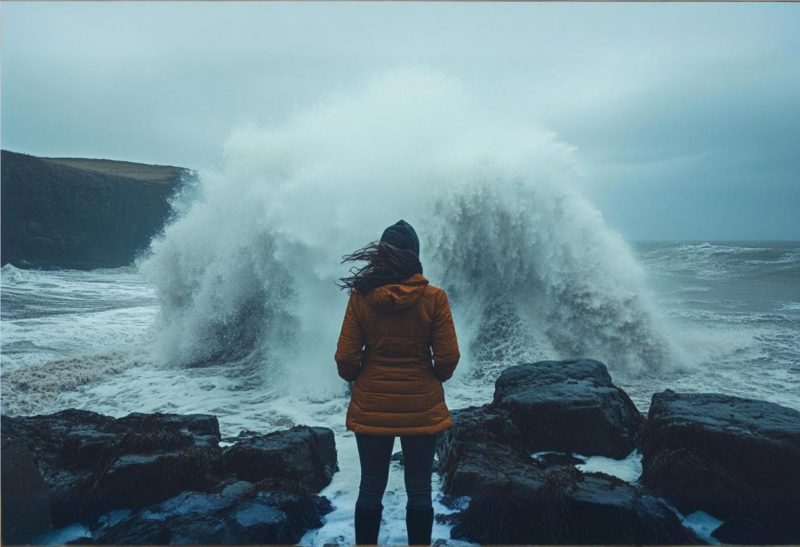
[364,273,429,313]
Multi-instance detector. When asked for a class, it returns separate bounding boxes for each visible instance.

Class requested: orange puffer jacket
[334,273,461,436]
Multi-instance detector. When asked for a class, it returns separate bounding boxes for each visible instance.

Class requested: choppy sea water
[2,241,799,545]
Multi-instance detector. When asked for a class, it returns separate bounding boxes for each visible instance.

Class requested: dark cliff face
[1,150,194,270]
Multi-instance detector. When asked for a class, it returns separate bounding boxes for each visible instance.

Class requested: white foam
[640,242,766,280]
[658,498,726,545]
[531,449,643,483]
[1,264,157,371]
[574,450,643,483]
[1,348,150,415]
[679,510,725,544]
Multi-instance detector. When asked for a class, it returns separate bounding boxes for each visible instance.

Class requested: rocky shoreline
[436,359,800,545]
[1,412,337,545]
[3,359,798,545]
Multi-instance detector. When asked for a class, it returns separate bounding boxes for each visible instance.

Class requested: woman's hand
[430,290,460,382]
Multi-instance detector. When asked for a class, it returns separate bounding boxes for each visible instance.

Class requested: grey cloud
[2,2,798,239]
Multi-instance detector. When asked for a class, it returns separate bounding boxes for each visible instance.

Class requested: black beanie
[380,219,420,257]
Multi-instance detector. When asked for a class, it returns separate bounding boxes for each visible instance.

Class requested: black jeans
[355,432,439,511]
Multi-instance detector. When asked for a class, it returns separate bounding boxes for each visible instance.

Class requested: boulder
[2,408,339,544]
[493,359,644,458]
[2,409,224,526]
[220,429,263,443]
[449,464,702,545]
[640,390,800,544]
[437,412,700,544]
[1,433,53,544]
[436,372,701,545]
[390,451,405,466]
[437,404,524,498]
[87,478,333,545]
[222,426,338,492]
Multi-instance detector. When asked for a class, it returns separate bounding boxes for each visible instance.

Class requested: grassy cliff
[1,150,195,269]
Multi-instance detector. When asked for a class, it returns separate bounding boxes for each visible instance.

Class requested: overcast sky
[2,2,798,241]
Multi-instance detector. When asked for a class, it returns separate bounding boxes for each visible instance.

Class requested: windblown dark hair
[336,241,423,295]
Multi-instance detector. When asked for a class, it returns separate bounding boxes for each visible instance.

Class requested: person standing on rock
[335,219,461,546]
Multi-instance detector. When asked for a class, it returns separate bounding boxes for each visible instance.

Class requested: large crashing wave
[138,67,685,399]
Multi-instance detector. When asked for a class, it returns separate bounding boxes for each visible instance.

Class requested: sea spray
[138,66,684,399]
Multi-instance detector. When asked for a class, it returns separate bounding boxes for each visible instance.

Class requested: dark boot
[355,502,383,545]
[405,506,434,545]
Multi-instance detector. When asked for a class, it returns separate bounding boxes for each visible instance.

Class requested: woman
[334,219,461,546]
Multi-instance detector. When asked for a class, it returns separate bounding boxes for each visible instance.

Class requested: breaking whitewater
[3,68,799,545]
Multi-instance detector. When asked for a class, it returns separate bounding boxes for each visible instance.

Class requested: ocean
[2,70,799,545]
[2,241,798,545]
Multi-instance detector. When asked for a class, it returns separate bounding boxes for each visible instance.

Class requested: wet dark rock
[711,518,774,545]
[435,360,703,544]
[1,433,53,544]
[221,429,263,443]
[493,359,644,458]
[3,409,339,544]
[640,390,800,544]
[437,412,699,544]
[436,404,524,498]
[2,409,224,527]
[222,426,338,491]
[391,451,404,466]
[448,464,701,545]
[437,359,644,496]
[88,478,333,545]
